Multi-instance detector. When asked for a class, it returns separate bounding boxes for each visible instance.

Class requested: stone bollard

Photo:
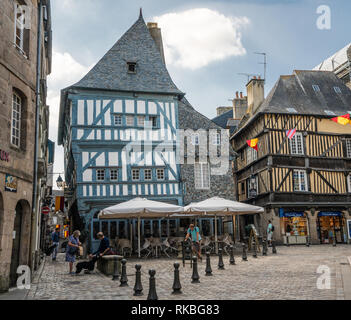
[262,239,267,256]
[147,269,158,300]
[119,259,128,287]
[191,256,200,283]
[253,240,257,258]
[272,240,277,254]
[229,245,235,265]
[218,248,225,269]
[242,243,248,261]
[133,264,143,296]
[172,263,182,294]
[205,252,213,276]
[112,256,120,281]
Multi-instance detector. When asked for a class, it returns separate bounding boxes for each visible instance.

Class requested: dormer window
[312,85,320,92]
[334,86,342,94]
[127,62,136,73]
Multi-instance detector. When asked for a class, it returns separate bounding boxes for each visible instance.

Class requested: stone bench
[97,255,123,276]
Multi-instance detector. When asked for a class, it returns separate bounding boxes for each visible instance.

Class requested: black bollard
[272,240,277,254]
[205,252,213,276]
[242,243,248,261]
[262,239,267,256]
[119,258,128,287]
[229,245,235,265]
[172,263,182,294]
[133,264,143,296]
[333,233,337,247]
[147,269,158,300]
[306,236,310,247]
[191,256,200,283]
[112,256,119,280]
[252,239,257,258]
[286,235,290,247]
[218,248,225,269]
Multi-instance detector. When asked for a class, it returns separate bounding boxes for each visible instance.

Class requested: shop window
[346,139,351,158]
[293,170,307,192]
[110,169,118,181]
[281,216,308,237]
[289,132,304,155]
[132,169,140,181]
[156,168,164,181]
[194,163,210,190]
[96,169,105,181]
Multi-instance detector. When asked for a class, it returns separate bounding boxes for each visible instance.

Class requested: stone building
[0,0,52,291]
[231,71,351,245]
[314,43,351,89]
[58,11,235,253]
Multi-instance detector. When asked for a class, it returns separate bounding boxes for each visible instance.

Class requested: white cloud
[154,8,250,70]
[47,50,92,188]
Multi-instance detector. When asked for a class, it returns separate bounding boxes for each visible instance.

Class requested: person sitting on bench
[89,232,112,259]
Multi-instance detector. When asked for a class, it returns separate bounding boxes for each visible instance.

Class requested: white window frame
[110,169,118,181]
[293,170,308,192]
[194,163,210,190]
[212,133,221,146]
[246,147,257,165]
[126,115,134,126]
[346,139,351,158]
[289,132,304,155]
[11,92,21,147]
[96,169,105,181]
[156,168,165,181]
[144,169,152,181]
[348,175,351,193]
[114,115,122,126]
[132,169,140,181]
[14,3,25,52]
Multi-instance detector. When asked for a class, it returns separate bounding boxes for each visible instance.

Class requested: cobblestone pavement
[26,245,351,300]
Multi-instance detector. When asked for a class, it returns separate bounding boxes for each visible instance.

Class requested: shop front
[279,209,309,244]
[317,212,346,244]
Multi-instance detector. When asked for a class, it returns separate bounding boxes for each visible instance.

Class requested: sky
[48,0,351,188]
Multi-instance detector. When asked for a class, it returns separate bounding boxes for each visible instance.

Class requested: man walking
[51,227,60,261]
[185,224,202,261]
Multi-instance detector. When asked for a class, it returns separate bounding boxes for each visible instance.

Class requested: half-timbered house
[231,70,351,244]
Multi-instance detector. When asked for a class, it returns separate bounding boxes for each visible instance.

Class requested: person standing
[51,227,60,261]
[267,220,274,247]
[185,224,202,261]
[66,230,81,275]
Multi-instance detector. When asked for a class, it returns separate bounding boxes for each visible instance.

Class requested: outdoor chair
[150,237,162,258]
[161,238,178,258]
[201,236,214,254]
[116,238,132,257]
[140,238,152,259]
[221,233,234,255]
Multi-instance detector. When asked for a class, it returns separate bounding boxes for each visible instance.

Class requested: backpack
[271,225,275,232]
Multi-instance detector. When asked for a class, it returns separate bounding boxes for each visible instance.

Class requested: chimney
[232,91,247,120]
[147,22,166,64]
[240,92,243,99]
[236,91,239,99]
[246,78,265,116]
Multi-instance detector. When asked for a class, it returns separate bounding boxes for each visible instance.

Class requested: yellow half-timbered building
[231,70,351,245]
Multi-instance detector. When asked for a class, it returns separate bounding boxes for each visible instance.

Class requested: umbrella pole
[138,216,141,258]
[215,214,218,254]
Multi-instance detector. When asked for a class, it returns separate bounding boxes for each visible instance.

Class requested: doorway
[317,214,345,244]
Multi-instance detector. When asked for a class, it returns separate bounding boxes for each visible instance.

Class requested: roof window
[312,85,320,92]
[127,62,136,73]
[286,108,297,113]
[333,86,342,94]
[324,110,335,116]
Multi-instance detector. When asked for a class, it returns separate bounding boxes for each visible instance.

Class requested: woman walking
[66,230,81,275]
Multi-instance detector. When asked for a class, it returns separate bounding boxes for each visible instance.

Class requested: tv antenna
[238,73,261,83]
[254,52,267,83]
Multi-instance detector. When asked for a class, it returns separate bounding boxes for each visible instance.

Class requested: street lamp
[56,175,64,189]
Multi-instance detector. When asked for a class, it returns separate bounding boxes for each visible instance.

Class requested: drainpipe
[31,0,43,268]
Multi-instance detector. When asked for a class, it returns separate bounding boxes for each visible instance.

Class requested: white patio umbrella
[98,197,184,257]
[183,197,264,253]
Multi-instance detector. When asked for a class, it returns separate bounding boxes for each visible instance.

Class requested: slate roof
[211,109,237,135]
[71,12,183,96]
[233,70,351,137]
[314,43,351,73]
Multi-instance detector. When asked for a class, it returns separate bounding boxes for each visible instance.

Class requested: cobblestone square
[24,245,351,300]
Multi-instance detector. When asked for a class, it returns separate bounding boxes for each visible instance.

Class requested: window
[126,115,134,126]
[312,85,320,92]
[132,169,140,181]
[324,110,335,116]
[348,175,351,193]
[192,133,200,146]
[127,62,136,73]
[212,133,221,145]
[97,169,105,181]
[194,163,210,190]
[137,116,145,127]
[346,139,351,158]
[110,169,118,181]
[286,108,297,113]
[156,169,164,180]
[247,175,258,199]
[14,2,29,57]
[246,147,257,164]
[149,116,157,128]
[11,92,21,147]
[289,132,304,155]
[144,169,152,181]
[293,170,307,192]
[334,86,342,94]
[114,115,122,126]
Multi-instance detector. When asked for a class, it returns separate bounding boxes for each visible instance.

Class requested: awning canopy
[98,197,184,219]
[183,197,264,216]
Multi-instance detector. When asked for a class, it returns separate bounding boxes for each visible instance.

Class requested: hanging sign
[5,174,17,192]
[279,208,304,218]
